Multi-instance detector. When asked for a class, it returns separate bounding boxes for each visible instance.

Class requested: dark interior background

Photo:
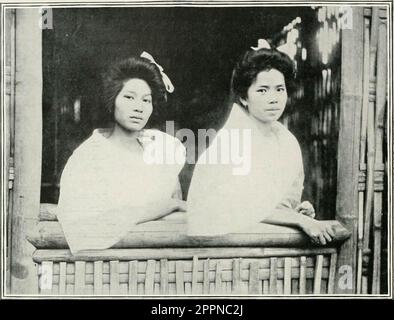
[41,7,341,220]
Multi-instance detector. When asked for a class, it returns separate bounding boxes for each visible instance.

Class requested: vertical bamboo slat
[203,259,209,294]
[59,262,66,295]
[109,260,119,294]
[357,191,365,293]
[313,255,324,294]
[263,280,269,294]
[269,258,278,294]
[371,13,387,294]
[284,258,292,294]
[94,261,103,295]
[299,256,307,294]
[128,260,138,294]
[226,282,232,294]
[232,258,241,294]
[160,259,168,295]
[372,192,383,293]
[185,282,192,294]
[154,283,160,295]
[40,261,53,295]
[145,260,156,295]
[327,253,337,294]
[358,15,370,294]
[363,7,379,294]
[74,261,85,295]
[292,279,299,295]
[175,261,184,294]
[191,256,199,294]
[215,260,222,294]
[248,261,260,294]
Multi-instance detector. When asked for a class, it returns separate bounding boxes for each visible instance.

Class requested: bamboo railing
[357,7,388,294]
[28,204,350,295]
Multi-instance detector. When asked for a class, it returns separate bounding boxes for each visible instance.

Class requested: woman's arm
[262,208,335,245]
[136,198,186,224]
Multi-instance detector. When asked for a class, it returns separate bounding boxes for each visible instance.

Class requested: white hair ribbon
[250,38,295,61]
[250,39,271,51]
[140,51,175,93]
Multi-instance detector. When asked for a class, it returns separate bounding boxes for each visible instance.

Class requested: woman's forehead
[122,78,152,95]
[253,69,286,86]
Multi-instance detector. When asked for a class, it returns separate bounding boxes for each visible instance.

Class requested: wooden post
[10,8,42,294]
[335,7,364,294]
[4,8,16,294]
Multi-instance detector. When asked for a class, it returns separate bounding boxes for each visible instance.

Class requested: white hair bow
[140,51,175,93]
[250,39,294,60]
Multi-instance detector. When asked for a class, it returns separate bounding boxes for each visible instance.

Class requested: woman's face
[241,68,288,124]
[114,78,153,132]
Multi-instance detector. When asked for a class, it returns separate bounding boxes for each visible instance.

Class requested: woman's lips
[129,116,143,121]
[265,108,281,112]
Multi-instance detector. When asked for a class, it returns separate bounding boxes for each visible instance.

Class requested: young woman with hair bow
[57,53,186,254]
[187,40,336,245]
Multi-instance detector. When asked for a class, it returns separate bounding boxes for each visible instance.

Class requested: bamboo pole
[32,247,338,263]
[371,12,387,293]
[335,7,364,294]
[359,19,370,168]
[5,9,16,293]
[10,9,43,294]
[362,7,379,294]
[357,191,365,293]
[358,20,371,279]
[28,219,351,249]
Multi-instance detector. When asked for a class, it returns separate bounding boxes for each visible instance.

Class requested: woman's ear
[239,97,248,109]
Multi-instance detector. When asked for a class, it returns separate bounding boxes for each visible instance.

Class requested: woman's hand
[299,218,336,245]
[296,201,315,219]
[170,198,187,212]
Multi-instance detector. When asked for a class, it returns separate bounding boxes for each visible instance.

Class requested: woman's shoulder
[274,122,299,141]
[144,129,185,150]
[273,122,302,152]
[142,129,186,165]
[66,129,110,165]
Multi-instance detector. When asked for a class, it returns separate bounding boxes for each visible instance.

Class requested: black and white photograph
[1,0,392,299]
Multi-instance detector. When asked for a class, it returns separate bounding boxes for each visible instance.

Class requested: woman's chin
[119,122,146,132]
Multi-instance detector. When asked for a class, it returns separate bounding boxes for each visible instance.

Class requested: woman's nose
[268,92,278,103]
[133,103,144,113]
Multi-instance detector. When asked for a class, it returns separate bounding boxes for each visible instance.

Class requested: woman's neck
[250,115,275,137]
[108,124,142,150]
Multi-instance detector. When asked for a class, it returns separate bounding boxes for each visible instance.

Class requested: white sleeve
[56,151,142,254]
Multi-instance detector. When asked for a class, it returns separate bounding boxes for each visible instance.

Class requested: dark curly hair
[102,56,167,119]
[231,47,296,107]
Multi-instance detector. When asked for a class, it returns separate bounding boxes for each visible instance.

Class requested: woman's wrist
[295,213,313,229]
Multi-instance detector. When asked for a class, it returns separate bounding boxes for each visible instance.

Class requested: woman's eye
[277,87,286,92]
[257,89,267,94]
[143,99,152,104]
[124,95,134,100]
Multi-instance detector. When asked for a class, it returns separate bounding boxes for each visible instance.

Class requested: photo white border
[1,0,392,299]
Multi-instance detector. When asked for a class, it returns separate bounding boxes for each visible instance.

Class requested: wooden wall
[336,6,388,294]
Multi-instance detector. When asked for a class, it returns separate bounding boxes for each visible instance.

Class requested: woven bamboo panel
[37,253,337,295]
